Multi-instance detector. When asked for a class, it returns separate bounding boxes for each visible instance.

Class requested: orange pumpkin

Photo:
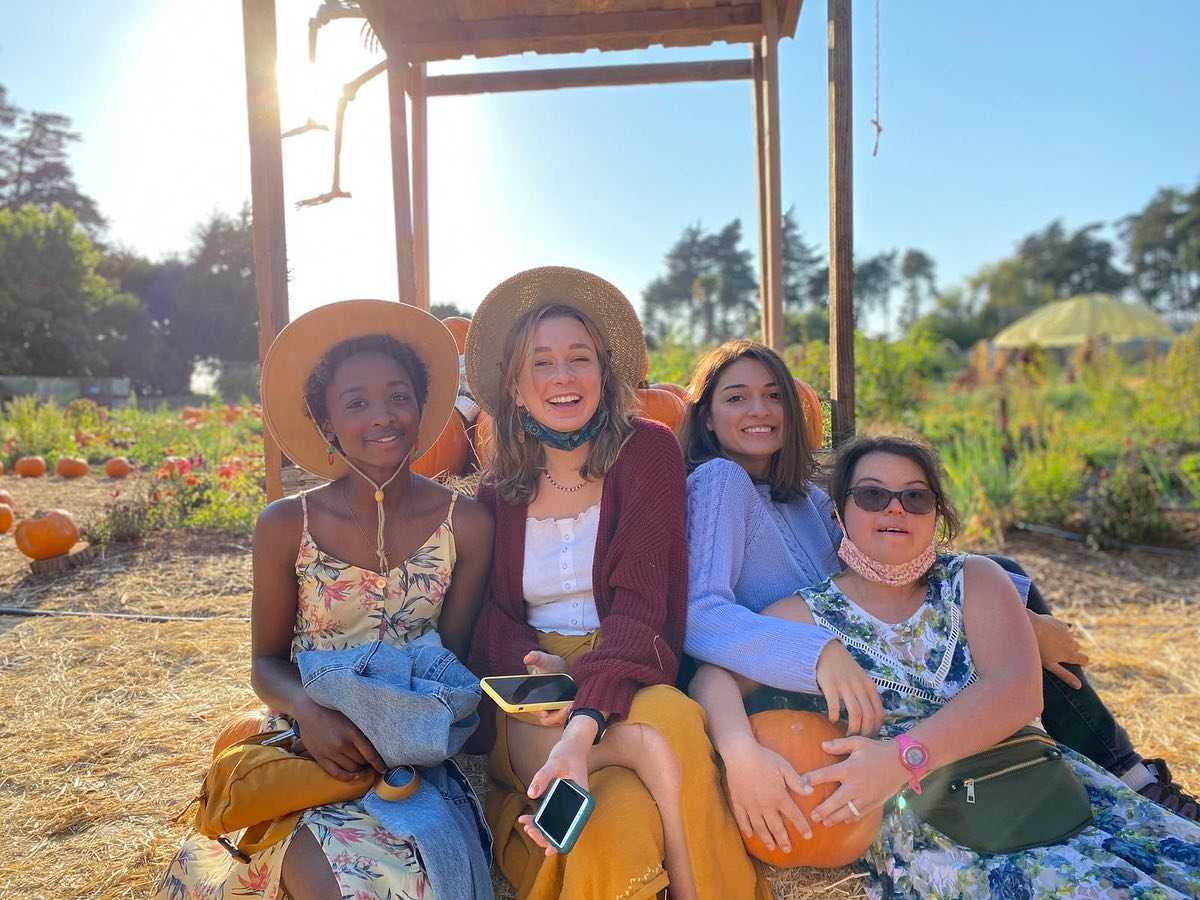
[14,456,46,478]
[104,457,132,479]
[14,509,80,561]
[55,456,89,479]
[651,382,689,404]
[212,708,268,757]
[470,411,497,468]
[441,316,471,355]
[736,710,881,868]
[0,489,16,511]
[412,412,470,478]
[635,386,685,432]
[793,379,824,451]
[0,504,13,535]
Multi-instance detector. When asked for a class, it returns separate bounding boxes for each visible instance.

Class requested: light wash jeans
[297,634,493,900]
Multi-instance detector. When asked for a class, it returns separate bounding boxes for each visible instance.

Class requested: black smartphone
[533,777,595,853]
[480,673,577,713]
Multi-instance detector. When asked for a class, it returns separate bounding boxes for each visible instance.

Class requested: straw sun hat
[260,299,459,481]
[465,266,648,416]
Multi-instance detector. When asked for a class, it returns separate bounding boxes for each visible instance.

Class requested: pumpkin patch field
[0,388,1197,898]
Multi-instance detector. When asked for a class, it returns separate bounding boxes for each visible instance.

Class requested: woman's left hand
[801,736,909,827]
[518,721,594,856]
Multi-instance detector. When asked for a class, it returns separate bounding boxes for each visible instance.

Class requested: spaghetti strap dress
[792,553,1200,899]
[157,491,459,900]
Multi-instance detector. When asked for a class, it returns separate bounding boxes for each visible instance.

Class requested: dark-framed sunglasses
[845,485,938,515]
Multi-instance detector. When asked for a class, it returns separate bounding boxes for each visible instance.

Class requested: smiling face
[841,451,939,565]
[513,314,602,433]
[705,357,786,478]
[321,351,421,472]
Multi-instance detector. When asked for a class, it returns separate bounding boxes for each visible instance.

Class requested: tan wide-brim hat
[260,299,459,480]
[465,266,648,416]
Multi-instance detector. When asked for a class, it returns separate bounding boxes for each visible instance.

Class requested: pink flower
[236,861,271,892]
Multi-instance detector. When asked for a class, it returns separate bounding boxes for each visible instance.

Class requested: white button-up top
[523,503,601,636]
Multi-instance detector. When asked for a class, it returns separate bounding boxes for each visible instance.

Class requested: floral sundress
[797,553,1200,900]
[158,491,458,900]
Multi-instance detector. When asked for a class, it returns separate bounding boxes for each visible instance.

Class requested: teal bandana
[521,407,607,451]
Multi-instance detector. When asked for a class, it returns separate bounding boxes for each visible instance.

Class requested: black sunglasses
[845,485,938,515]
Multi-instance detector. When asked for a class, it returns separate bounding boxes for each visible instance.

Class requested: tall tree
[1121,183,1200,316]
[899,248,937,332]
[706,219,758,341]
[642,223,714,343]
[781,207,825,312]
[854,250,900,332]
[1015,219,1127,298]
[0,85,104,233]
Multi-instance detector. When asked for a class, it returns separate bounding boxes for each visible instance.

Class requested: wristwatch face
[902,743,929,769]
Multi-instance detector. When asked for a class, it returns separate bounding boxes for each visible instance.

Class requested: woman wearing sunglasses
[678,340,1197,858]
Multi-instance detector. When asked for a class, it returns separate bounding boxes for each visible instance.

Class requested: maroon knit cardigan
[468,418,687,733]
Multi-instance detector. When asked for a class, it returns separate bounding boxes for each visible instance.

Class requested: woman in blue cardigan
[680,339,1197,853]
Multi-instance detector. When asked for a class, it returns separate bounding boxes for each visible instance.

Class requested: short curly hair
[303,334,428,434]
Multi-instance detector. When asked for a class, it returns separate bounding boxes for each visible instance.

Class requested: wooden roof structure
[242,0,855,501]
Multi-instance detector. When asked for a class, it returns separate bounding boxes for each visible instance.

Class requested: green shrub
[1179,453,1200,508]
[1086,461,1171,548]
[1014,441,1086,526]
[216,364,262,403]
[940,428,1013,543]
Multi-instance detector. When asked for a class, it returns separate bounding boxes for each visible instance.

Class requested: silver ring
[847,800,863,819]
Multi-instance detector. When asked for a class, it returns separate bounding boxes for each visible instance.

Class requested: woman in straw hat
[465,268,768,900]
[158,300,494,900]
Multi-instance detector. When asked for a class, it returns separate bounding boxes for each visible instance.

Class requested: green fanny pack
[904,726,1093,853]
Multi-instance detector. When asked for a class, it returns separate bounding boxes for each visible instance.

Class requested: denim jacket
[297,634,493,900]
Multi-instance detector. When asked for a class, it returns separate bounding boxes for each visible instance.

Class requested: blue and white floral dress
[798,553,1200,899]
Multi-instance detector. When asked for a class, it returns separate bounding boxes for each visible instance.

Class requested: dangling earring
[325,437,337,466]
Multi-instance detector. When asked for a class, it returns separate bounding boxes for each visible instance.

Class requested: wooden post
[761,0,785,352]
[752,43,771,347]
[242,0,289,502]
[387,58,417,307]
[410,63,431,311]
[827,0,855,444]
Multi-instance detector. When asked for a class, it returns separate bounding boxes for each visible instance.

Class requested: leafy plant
[1014,440,1086,526]
[1179,453,1200,508]
[1086,460,1171,548]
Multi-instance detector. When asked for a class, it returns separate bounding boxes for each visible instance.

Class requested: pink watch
[896,734,930,795]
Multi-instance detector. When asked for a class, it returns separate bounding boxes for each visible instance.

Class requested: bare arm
[249,498,385,780]
[436,493,493,661]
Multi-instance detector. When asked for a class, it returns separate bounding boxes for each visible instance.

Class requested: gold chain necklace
[542,469,587,493]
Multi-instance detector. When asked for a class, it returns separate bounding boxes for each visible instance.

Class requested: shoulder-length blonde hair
[677,339,816,501]
[488,303,637,504]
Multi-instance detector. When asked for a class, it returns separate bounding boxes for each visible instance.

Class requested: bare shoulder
[255,495,304,557]
[962,554,1022,608]
[450,490,494,543]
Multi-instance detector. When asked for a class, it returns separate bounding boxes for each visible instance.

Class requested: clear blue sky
[3,1,1198,331]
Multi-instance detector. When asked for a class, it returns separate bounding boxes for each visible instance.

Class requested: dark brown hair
[827,435,961,542]
[678,339,815,501]
[489,304,636,504]
[303,334,428,436]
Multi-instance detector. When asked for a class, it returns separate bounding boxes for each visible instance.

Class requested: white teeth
[548,395,581,404]
[743,426,773,434]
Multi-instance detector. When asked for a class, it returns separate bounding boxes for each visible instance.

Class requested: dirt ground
[0,473,1196,898]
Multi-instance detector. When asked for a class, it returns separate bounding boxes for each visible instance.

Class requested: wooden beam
[386,59,417,307]
[410,63,430,311]
[424,59,753,97]
[376,6,763,53]
[242,0,288,502]
[827,0,855,445]
[752,44,771,347]
[762,0,785,352]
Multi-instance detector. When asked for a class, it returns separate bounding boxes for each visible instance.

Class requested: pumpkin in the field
[635,386,685,432]
[212,709,268,757]
[0,504,13,535]
[470,411,497,468]
[55,456,89,479]
[0,489,16,511]
[104,457,132,479]
[441,316,471,355]
[651,382,689,404]
[793,379,824,451]
[14,456,46,478]
[736,710,881,868]
[412,412,470,478]
[14,508,80,561]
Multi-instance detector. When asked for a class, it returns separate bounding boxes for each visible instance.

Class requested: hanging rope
[870,0,883,157]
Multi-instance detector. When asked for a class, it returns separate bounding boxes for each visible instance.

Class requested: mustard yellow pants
[486,631,770,900]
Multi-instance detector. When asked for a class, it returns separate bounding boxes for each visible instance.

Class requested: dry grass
[0,483,1195,898]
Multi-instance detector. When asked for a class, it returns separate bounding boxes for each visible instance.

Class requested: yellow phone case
[480,674,576,714]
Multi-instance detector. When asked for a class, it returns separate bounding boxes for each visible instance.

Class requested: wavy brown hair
[678,340,815,501]
[488,304,637,504]
[827,435,961,543]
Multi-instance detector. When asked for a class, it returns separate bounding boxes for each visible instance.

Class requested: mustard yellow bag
[193,730,375,858]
